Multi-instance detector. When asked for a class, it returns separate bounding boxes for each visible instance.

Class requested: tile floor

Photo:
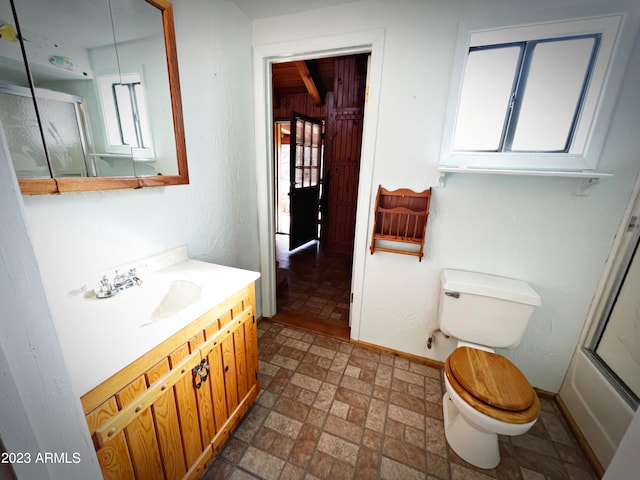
[201,319,599,480]
[276,236,352,325]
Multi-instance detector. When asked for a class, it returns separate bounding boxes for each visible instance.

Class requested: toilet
[438,269,542,469]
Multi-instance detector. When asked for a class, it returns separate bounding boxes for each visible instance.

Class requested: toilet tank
[439,269,541,349]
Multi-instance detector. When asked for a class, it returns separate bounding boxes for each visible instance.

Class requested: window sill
[437,166,612,195]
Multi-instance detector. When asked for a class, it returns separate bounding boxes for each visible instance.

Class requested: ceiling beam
[294,60,325,107]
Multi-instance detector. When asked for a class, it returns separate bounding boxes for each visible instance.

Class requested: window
[293,117,322,189]
[453,35,600,154]
[439,13,635,172]
[97,73,153,157]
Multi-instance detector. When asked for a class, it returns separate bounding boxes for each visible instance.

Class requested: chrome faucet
[96,268,142,299]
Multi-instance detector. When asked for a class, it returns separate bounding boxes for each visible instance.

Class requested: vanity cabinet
[81,283,258,480]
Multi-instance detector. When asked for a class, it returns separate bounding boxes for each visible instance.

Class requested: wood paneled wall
[273,92,328,122]
[324,55,367,253]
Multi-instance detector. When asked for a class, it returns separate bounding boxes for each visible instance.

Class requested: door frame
[252,29,385,340]
[274,120,291,235]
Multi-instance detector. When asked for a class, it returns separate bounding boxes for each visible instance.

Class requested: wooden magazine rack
[369,185,432,261]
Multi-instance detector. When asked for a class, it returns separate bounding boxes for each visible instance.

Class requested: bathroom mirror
[0,0,188,195]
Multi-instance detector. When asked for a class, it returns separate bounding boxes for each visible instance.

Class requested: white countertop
[55,247,260,396]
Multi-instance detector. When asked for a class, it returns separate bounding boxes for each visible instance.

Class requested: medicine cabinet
[0,0,188,195]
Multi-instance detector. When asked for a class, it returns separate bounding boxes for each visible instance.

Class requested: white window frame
[97,72,154,159]
[439,9,638,173]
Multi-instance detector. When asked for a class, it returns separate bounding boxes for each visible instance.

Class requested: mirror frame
[17,0,189,195]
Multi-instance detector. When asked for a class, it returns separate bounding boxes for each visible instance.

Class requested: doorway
[253,29,384,341]
[271,54,368,338]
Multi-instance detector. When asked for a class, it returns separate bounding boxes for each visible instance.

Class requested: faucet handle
[99,275,112,293]
[128,268,142,286]
[113,270,127,285]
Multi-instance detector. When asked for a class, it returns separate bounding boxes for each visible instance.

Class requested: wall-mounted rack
[369,185,432,261]
[436,167,612,195]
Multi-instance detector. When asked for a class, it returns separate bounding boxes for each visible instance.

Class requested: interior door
[289,112,323,251]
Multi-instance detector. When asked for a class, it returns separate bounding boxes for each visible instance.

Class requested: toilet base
[443,392,500,469]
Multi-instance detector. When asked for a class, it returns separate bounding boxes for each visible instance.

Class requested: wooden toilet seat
[445,347,540,424]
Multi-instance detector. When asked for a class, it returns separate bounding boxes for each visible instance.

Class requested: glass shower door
[590,221,640,407]
[0,84,93,178]
[37,94,90,177]
[0,87,49,178]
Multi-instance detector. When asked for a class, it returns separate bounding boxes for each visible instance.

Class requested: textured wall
[253,0,640,392]
[21,0,260,393]
[1,119,102,478]
[16,0,640,398]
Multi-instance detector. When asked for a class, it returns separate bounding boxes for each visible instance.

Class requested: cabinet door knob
[200,359,210,383]
[193,358,210,389]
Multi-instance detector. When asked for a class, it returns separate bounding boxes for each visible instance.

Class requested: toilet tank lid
[441,269,541,306]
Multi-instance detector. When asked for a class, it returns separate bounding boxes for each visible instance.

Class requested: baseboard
[350,338,445,370]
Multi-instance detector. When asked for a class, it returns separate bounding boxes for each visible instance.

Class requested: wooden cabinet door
[168,343,203,473]
[87,346,202,480]
[114,376,165,479]
[85,398,136,480]
[198,302,259,456]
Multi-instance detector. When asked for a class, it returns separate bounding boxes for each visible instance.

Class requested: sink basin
[150,280,202,322]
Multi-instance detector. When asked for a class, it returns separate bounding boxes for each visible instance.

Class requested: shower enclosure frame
[583,184,640,409]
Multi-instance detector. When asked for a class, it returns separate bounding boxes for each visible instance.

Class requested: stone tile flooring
[201,320,599,480]
[276,236,352,325]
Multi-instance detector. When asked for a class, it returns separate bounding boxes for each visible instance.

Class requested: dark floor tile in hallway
[276,235,352,325]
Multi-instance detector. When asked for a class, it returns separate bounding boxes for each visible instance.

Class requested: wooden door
[289,112,323,250]
[323,55,367,254]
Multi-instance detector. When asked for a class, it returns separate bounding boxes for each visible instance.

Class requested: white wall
[253,0,640,393]
[0,125,101,478]
[20,0,260,398]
